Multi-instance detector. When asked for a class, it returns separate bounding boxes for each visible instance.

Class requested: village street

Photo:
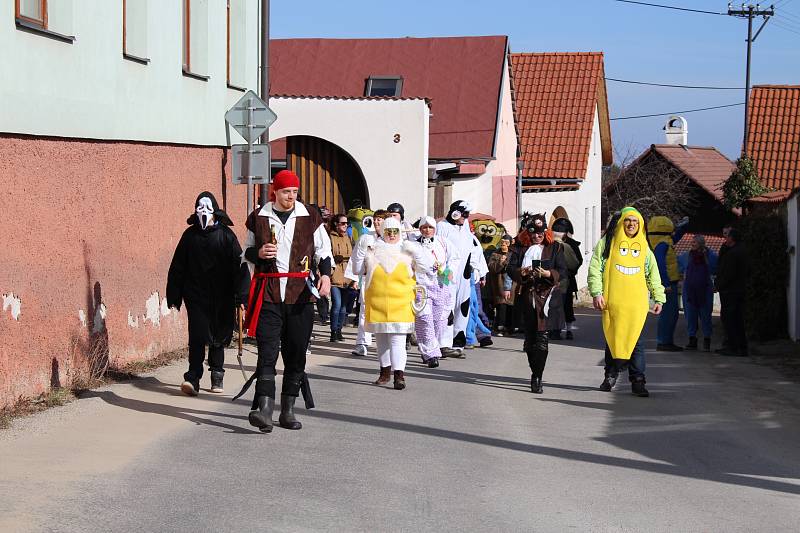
[1,312,799,532]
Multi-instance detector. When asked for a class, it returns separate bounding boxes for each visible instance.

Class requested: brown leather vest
[246,203,323,305]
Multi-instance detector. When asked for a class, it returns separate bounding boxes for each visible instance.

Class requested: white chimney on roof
[664,115,688,145]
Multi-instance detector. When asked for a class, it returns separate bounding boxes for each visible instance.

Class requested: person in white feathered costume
[352,217,431,390]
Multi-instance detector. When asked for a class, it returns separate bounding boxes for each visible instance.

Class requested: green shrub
[740,213,789,340]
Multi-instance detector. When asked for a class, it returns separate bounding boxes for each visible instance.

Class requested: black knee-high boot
[249,376,275,433]
[527,332,549,393]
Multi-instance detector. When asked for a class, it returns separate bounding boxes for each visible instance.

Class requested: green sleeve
[587,237,606,297]
[645,248,667,304]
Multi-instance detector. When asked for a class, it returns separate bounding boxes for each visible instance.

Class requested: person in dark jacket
[715,227,749,356]
[507,213,567,394]
[551,218,583,340]
[167,191,249,396]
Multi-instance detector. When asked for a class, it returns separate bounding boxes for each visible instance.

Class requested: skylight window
[366,76,403,97]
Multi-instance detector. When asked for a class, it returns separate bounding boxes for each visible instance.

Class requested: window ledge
[123,53,150,65]
[227,83,247,92]
[182,68,210,82]
[15,19,75,44]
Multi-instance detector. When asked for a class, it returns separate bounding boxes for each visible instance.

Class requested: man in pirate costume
[167,191,249,396]
[436,200,475,357]
[240,170,332,432]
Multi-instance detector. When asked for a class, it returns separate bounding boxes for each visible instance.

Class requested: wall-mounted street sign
[224,90,277,144]
[231,144,270,185]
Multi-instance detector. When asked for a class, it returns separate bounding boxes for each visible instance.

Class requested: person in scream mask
[588,208,666,397]
[167,192,249,396]
[436,200,475,357]
[507,214,567,394]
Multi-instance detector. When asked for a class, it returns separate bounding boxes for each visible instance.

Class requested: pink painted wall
[492,174,518,230]
[0,135,249,408]
[488,55,519,231]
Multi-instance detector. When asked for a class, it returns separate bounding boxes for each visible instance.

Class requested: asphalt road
[2,311,800,532]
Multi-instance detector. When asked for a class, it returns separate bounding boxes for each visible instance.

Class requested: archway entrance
[284,135,368,213]
[549,206,569,228]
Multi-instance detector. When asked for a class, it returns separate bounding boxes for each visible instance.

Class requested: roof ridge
[272,35,508,43]
[510,51,603,57]
[752,84,800,89]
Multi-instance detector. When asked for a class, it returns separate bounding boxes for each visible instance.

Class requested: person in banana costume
[587,207,666,397]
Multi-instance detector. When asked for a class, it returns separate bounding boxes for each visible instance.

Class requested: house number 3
[393,134,401,143]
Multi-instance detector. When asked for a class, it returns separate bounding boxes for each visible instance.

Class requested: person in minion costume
[647,215,689,352]
[347,206,375,242]
[351,217,431,390]
[472,218,506,253]
[587,207,666,397]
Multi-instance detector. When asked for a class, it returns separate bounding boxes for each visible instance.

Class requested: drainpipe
[258,0,270,207]
[516,160,524,229]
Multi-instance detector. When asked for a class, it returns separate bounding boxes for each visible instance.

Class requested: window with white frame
[227,0,247,89]
[366,76,403,97]
[123,0,148,63]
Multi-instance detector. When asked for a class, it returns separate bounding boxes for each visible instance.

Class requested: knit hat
[272,169,300,191]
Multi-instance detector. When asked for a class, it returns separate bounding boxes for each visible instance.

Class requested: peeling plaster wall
[0,135,249,408]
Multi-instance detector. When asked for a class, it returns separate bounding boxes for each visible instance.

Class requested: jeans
[329,286,350,332]
[657,282,680,345]
[683,289,713,338]
[604,338,646,382]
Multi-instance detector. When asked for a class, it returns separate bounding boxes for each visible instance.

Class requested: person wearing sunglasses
[353,217,431,389]
[328,214,355,343]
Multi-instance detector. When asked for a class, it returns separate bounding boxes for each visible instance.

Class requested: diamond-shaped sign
[224,90,277,144]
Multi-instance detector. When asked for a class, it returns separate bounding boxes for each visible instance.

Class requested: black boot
[248,396,275,433]
[210,371,224,393]
[703,338,711,352]
[336,329,345,341]
[530,375,543,394]
[393,370,406,390]
[599,374,617,392]
[279,395,303,430]
[631,378,649,397]
[330,330,338,342]
[686,336,698,350]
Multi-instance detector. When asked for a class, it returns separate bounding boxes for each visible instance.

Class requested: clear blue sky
[270,0,800,163]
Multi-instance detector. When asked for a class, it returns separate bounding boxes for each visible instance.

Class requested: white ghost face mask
[196,197,215,230]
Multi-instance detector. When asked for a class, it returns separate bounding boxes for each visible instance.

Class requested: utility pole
[259,0,270,206]
[727,3,774,157]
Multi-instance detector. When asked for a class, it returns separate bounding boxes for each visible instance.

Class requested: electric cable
[610,102,745,120]
[612,0,725,15]
[606,77,743,89]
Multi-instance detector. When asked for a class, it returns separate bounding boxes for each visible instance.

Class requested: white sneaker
[351,344,368,356]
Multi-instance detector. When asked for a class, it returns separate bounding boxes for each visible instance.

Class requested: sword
[301,255,321,299]
[236,306,247,380]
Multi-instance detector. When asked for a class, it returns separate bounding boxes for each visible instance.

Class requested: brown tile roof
[650,145,735,202]
[510,52,612,180]
[675,232,725,255]
[746,85,800,191]
[269,36,508,160]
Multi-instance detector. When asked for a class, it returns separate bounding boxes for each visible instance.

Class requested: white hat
[383,217,402,231]
[417,216,437,229]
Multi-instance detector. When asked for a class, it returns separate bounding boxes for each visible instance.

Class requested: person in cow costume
[436,200,475,357]
[167,191,248,397]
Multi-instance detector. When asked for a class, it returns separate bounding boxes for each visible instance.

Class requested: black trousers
[316,296,329,322]
[522,304,549,378]
[720,291,748,354]
[563,291,576,323]
[255,302,314,398]
[184,302,231,382]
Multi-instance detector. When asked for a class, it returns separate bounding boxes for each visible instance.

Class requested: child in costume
[588,207,666,397]
[353,217,431,389]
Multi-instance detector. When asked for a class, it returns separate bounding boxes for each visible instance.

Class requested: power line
[611,0,725,15]
[610,102,745,120]
[606,77,744,89]
[773,19,800,35]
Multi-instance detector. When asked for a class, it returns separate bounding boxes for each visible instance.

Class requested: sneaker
[599,375,617,392]
[631,380,649,397]
[351,344,368,357]
[210,371,224,394]
[180,380,199,396]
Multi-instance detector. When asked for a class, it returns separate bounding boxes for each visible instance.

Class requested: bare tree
[603,142,698,221]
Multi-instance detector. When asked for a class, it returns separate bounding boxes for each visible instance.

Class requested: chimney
[664,115,688,145]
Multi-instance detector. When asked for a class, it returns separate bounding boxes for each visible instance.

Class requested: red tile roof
[650,145,735,202]
[747,85,800,191]
[675,232,725,255]
[510,52,612,181]
[269,36,508,160]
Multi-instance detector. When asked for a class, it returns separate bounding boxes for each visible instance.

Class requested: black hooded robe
[166,192,249,384]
